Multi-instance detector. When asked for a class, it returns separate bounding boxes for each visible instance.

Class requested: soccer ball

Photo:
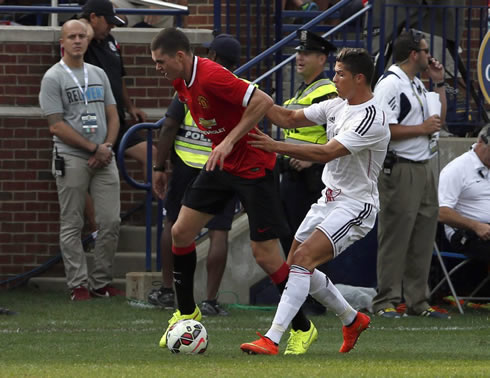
[166,319,208,354]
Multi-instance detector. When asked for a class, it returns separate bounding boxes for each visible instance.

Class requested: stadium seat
[430,241,490,315]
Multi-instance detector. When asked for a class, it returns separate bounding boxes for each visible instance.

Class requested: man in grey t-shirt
[39,20,122,301]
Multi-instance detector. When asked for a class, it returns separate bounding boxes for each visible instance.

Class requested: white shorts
[295,195,377,258]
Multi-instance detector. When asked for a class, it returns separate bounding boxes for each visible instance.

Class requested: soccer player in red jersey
[151,28,317,354]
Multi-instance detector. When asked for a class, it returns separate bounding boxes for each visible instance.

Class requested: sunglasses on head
[408,29,427,52]
[409,29,425,44]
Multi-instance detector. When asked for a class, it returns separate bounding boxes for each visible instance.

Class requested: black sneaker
[200,300,229,316]
[0,307,17,315]
[147,287,175,309]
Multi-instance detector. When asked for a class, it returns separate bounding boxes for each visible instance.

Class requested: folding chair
[430,241,490,314]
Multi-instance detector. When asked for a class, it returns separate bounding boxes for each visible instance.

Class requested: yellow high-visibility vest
[283,78,336,145]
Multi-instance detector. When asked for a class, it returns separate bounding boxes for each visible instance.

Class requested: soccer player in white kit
[241,48,390,355]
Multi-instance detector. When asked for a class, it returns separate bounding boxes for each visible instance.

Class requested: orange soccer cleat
[240,332,279,355]
[339,311,370,353]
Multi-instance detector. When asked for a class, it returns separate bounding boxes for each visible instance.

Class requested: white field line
[1,325,489,334]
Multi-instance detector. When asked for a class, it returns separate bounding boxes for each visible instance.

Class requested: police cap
[295,30,337,54]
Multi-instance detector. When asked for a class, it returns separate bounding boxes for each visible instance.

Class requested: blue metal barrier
[0,5,189,26]
[118,118,164,272]
[377,3,488,135]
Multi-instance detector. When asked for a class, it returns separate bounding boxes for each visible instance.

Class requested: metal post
[51,0,58,26]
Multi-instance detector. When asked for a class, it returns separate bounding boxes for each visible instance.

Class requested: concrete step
[117,225,159,253]
[29,213,270,304]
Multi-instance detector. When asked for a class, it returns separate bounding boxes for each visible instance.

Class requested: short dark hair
[393,29,425,63]
[479,125,489,144]
[336,47,374,85]
[151,27,191,56]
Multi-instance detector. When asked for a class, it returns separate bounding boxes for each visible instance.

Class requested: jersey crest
[197,95,209,109]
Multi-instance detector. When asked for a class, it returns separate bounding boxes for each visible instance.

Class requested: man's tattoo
[47,113,63,126]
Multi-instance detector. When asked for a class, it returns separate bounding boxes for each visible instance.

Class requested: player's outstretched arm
[266,104,315,129]
[248,128,350,163]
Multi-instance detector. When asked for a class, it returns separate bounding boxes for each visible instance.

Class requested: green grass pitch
[1,288,489,377]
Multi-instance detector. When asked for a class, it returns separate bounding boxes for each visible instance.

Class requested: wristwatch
[153,165,165,172]
[435,81,445,88]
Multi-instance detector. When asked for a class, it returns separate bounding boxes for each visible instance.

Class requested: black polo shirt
[84,34,126,123]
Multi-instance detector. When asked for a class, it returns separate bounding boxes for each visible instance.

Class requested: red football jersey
[173,56,276,179]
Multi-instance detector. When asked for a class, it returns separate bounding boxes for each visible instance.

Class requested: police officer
[279,30,337,254]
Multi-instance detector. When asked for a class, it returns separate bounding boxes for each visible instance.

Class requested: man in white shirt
[372,29,448,319]
[240,48,390,355]
[438,126,490,260]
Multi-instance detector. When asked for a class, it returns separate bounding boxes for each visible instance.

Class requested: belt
[396,157,429,164]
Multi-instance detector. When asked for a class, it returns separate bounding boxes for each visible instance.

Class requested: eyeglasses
[414,48,429,54]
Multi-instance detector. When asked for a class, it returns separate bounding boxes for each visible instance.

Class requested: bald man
[39,20,122,301]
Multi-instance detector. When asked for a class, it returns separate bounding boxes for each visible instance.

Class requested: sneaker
[300,1,319,11]
[200,300,229,316]
[91,285,125,298]
[71,286,91,301]
[418,307,449,319]
[240,332,279,355]
[159,306,202,348]
[148,287,175,309]
[0,307,17,315]
[284,320,318,355]
[376,307,401,318]
[339,312,370,353]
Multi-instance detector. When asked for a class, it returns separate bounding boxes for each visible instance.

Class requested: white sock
[265,265,311,344]
[309,269,357,326]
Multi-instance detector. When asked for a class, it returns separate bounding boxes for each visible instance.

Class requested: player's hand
[128,106,147,123]
[247,128,277,152]
[153,171,169,200]
[474,222,490,241]
[206,140,233,171]
[289,158,312,172]
[420,115,441,135]
[427,57,445,83]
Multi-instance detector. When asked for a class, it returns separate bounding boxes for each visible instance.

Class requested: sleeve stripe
[242,84,256,107]
[355,105,376,136]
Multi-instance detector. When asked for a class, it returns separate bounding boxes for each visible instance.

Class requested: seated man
[438,125,490,261]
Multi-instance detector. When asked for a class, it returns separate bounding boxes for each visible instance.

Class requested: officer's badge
[300,30,308,42]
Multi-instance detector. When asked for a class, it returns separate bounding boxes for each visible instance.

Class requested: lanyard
[410,80,425,116]
[60,59,88,107]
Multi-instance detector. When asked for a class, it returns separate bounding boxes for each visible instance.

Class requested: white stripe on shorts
[295,196,377,258]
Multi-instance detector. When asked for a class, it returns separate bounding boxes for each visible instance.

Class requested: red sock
[269,262,290,284]
[172,243,196,255]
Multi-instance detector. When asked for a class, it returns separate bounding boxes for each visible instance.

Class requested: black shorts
[182,165,290,241]
[164,150,235,230]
